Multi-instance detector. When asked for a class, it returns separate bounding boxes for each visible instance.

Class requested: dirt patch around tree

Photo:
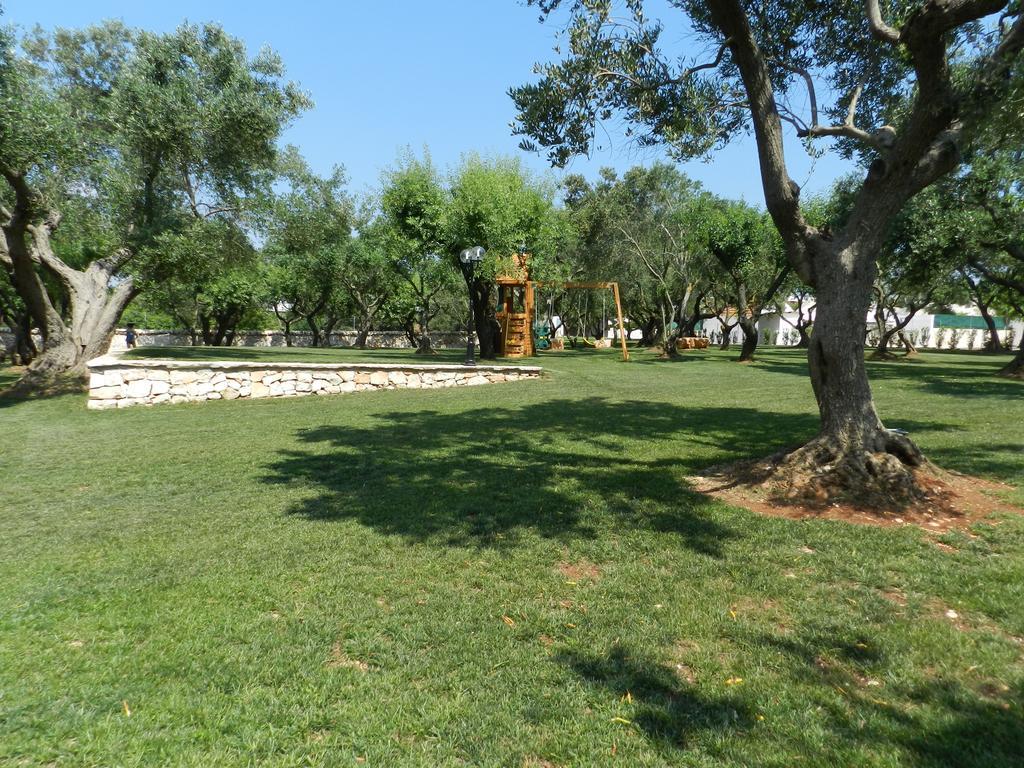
[690,460,1021,532]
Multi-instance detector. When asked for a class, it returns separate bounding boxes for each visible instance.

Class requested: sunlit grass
[1,348,1021,766]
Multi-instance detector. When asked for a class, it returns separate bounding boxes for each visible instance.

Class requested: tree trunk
[998,334,1024,379]
[796,325,811,348]
[0,305,37,365]
[978,304,1003,353]
[737,319,758,362]
[470,277,496,359]
[354,325,370,349]
[307,316,322,348]
[874,328,899,358]
[897,330,917,356]
[636,316,659,347]
[773,244,926,505]
[719,322,735,350]
[22,264,136,385]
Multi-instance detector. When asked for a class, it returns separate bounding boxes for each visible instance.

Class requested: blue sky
[6,0,856,204]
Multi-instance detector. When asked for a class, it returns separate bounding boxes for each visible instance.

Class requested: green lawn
[2,348,1022,767]
[123,345,537,366]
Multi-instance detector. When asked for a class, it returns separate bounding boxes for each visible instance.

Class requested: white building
[686,299,1022,349]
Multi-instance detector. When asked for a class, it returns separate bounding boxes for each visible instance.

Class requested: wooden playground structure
[495,253,630,362]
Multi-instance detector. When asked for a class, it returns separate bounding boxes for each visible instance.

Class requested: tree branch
[705,0,816,285]
[866,0,902,44]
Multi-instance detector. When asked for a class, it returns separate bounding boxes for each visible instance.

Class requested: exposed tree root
[697,431,944,512]
[762,432,934,509]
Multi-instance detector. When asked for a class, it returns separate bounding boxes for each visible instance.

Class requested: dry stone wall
[87,358,542,410]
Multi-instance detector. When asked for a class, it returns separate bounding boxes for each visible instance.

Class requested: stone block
[152,393,171,404]
[222,388,240,400]
[122,369,149,381]
[125,379,151,398]
[341,371,356,382]
[147,369,170,382]
[150,380,171,396]
[369,371,389,386]
[355,373,371,384]
[297,371,313,382]
[388,371,407,385]
[171,370,198,385]
[340,381,357,393]
[262,373,281,385]
[90,371,122,388]
[251,382,270,398]
[207,392,222,400]
[296,382,312,392]
[90,385,121,399]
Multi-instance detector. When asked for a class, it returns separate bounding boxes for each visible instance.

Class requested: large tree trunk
[19,260,136,386]
[772,244,927,505]
[737,319,758,362]
[2,175,136,389]
[354,325,370,349]
[795,324,811,348]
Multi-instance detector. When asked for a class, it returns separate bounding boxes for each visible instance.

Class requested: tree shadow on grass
[262,399,961,552]
[749,353,1023,399]
[262,398,833,555]
[926,443,1024,485]
[743,628,1024,766]
[556,645,754,750]
[0,369,86,407]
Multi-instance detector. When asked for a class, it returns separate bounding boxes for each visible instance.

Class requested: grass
[123,345,537,366]
[1,347,1022,767]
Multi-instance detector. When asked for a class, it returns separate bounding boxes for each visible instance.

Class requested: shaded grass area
[1,349,1022,766]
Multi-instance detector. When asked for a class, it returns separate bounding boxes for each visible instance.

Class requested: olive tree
[512,0,1024,504]
[0,22,306,386]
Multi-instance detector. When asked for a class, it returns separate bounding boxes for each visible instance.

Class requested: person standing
[125,323,137,349]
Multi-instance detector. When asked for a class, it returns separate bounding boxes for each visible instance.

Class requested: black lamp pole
[459,246,486,366]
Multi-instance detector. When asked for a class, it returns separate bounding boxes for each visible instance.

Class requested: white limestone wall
[87,359,542,410]
[101,329,467,352]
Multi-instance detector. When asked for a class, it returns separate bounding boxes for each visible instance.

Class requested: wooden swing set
[495,254,630,361]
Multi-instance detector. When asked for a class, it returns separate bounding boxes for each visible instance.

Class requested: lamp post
[458,246,486,366]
